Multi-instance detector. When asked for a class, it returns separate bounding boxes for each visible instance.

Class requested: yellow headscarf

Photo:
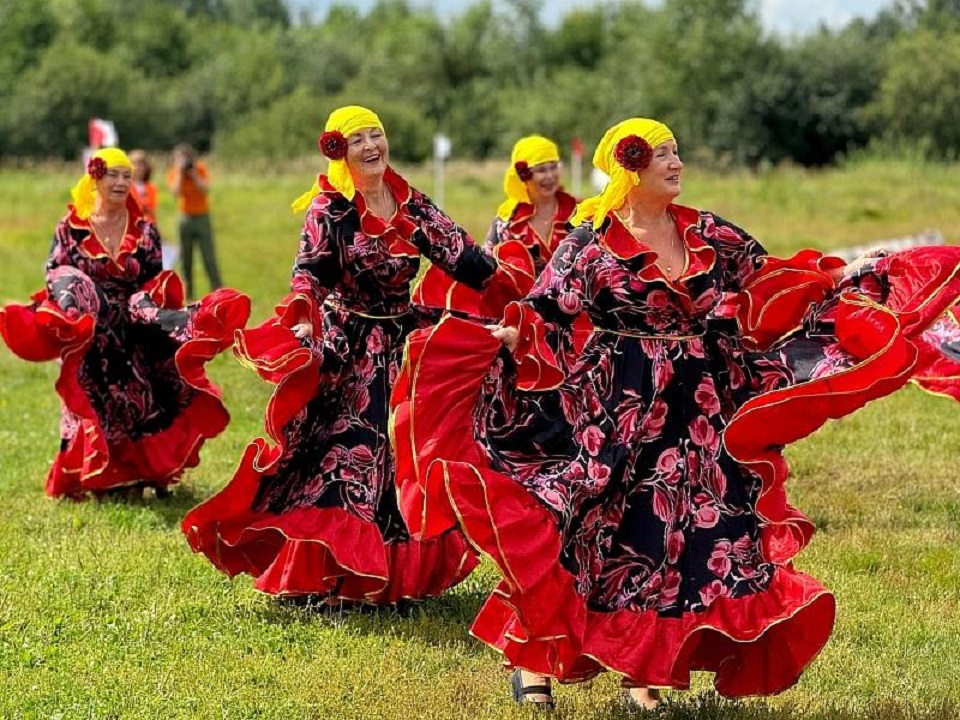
[292,105,385,213]
[70,148,133,220]
[570,118,675,229]
[497,135,561,221]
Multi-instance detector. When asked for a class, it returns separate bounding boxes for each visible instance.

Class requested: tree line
[2,0,959,166]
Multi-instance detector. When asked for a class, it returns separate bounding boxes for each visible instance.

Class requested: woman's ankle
[622,686,661,710]
[519,669,551,686]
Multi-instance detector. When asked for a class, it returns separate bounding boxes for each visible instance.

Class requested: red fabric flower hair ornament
[614,134,653,172]
[514,161,533,182]
[319,130,348,160]
[87,156,107,180]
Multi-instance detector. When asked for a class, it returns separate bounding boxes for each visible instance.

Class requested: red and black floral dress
[484,190,578,273]
[182,168,497,602]
[392,204,960,695]
[0,196,250,499]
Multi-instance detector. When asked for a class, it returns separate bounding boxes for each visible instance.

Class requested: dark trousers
[179,213,222,298]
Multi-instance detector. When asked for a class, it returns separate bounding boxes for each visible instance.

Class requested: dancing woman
[183,106,511,603]
[486,135,577,272]
[392,118,960,707]
[0,148,249,499]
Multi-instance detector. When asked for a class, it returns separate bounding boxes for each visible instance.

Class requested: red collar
[509,189,577,226]
[66,194,145,264]
[601,203,716,288]
[507,190,578,254]
[319,167,420,257]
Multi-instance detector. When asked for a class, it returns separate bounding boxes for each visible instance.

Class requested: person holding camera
[168,144,222,299]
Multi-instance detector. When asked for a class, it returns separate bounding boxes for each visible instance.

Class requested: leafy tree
[0,0,952,165]
[872,28,960,156]
[495,65,613,157]
[340,2,446,118]
[286,7,368,97]
[599,0,772,160]
[153,0,288,25]
[4,41,156,158]
[216,87,330,159]
[0,0,59,153]
[114,3,196,78]
[0,0,59,92]
[542,7,607,70]
[897,0,960,31]
[189,25,296,130]
[728,24,884,166]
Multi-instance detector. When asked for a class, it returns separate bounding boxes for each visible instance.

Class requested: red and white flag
[88,118,119,149]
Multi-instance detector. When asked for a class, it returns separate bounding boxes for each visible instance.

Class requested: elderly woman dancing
[183,105,518,604]
[391,118,960,708]
[0,148,250,499]
[412,136,571,324]
[486,135,577,272]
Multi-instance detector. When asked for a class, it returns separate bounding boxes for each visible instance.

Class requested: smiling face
[345,127,389,183]
[524,160,562,205]
[95,165,133,209]
[637,140,683,201]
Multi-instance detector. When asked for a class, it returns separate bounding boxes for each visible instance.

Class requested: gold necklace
[90,211,127,255]
[531,200,557,239]
[618,210,685,277]
[366,185,396,219]
[660,228,685,276]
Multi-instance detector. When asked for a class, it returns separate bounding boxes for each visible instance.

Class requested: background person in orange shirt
[129,149,158,224]
[168,144,222,298]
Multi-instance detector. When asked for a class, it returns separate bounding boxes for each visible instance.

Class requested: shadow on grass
[88,483,202,529]
[253,579,491,652]
[568,692,958,720]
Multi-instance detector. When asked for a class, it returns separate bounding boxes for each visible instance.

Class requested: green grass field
[0,159,958,719]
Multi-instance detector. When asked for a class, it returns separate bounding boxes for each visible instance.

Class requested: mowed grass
[0,158,959,719]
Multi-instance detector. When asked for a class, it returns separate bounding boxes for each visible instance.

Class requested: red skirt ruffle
[183,439,477,600]
[182,295,478,601]
[0,274,250,498]
[911,303,960,402]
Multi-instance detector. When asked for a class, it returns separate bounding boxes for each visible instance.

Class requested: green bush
[871,29,960,158]
[218,89,436,163]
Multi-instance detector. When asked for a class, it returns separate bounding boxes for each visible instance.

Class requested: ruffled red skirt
[0,272,250,498]
[912,303,960,402]
[182,294,478,602]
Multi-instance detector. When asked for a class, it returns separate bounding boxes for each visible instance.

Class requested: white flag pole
[571,136,584,198]
[433,133,451,208]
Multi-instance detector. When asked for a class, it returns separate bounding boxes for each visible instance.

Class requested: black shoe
[510,669,555,711]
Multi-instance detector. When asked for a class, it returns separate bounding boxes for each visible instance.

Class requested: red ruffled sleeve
[411,238,537,320]
[0,292,95,362]
[502,302,565,391]
[725,244,960,563]
[233,292,323,441]
[736,250,845,351]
